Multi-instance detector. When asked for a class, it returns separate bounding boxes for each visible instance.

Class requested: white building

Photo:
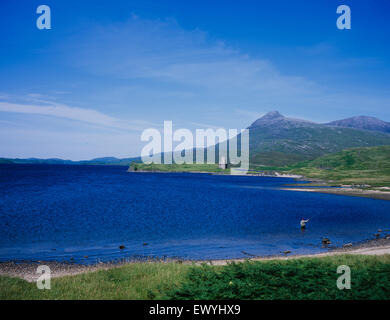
[218,156,228,169]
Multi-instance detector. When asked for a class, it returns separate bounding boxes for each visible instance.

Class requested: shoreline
[2,238,390,282]
[131,170,390,201]
[129,169,303,179]
[2,171,389,282]
[281,186,390,201]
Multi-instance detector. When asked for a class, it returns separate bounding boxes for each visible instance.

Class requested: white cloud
[63,17,319,96]
[2,15,390,159]
[0,101,155,132]
[57,15,390,123]
[0,125,142,160]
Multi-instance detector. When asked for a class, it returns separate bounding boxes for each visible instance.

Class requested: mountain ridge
[0,156,141,166]
[250,111,390,132]
[325,115,390,133]
[249,111,316,129]
[247,111,390,166]
[2,111,390,167]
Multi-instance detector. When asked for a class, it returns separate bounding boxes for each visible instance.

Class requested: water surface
[1,164,389,263]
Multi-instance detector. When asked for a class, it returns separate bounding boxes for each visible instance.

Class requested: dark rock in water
[343,243,353,248]
[322,238,331,245]
[241,250,257,257]
[84,256,88,258]
[283,250,291,256]
[143,242,148,246]
[374,233,380,239]
[378,229,383,233]
[119,245,125,250]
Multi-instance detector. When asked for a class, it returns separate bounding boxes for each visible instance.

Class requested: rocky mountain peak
[260,111,284,120]
[249,111,314,129]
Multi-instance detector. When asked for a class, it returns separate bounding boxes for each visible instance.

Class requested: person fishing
[300,218,310,229]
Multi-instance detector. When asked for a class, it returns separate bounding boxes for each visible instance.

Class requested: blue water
[1,164,390,264]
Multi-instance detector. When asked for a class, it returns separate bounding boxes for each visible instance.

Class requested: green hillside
[284,145,390,186]
[249,123,390,167]
[161,112,390,168]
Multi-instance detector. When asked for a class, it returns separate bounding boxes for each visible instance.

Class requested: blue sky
[0,0,389,159]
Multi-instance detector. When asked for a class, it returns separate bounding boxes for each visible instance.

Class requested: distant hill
[325,116,390,133]
[0,156,141,166]
[3,111,390,168]
[248,111,390,166]
[285,145,390,186]
[81,157,141,165]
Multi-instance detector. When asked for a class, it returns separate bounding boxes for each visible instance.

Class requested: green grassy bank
[129,146,390,187]
[254,146,390,187]
[129,162,229,173]
[1,254,390,300]
[286,146,390,186]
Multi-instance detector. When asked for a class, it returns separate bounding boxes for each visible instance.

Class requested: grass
[253,146,390,187]
[1,255,390,300]
[248,125,390,166]
[0,263,190,300]
[129,162,229,173]
[130,146,390,187]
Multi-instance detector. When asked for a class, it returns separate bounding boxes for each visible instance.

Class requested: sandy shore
[2,238,390,282]
[209,239,390,265]
[281,186,390,201]
[0,261,130,282]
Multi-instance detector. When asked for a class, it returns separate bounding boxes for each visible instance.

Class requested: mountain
[89,157,120,162]
[248,111,390,167]
[249,111,315,129]
[152,111,390,168]
[9,158,75,165]
[0,156,141,166]
[3,111,390,168]
[82,157,141,165]
[325,116,390,133]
